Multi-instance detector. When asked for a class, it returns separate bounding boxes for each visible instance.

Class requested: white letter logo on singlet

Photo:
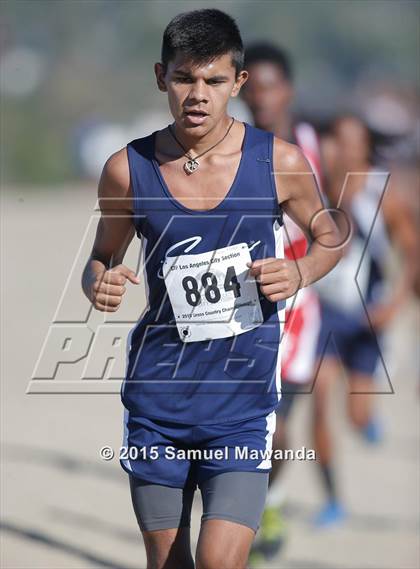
[160,237,263,343]
[157,236,203,280]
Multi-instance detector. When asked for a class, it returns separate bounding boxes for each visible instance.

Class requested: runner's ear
[231,70,248,97]
[154,62,167,92]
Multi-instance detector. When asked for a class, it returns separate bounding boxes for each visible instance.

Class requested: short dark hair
[244,42,293,82]
[161,9,244,76]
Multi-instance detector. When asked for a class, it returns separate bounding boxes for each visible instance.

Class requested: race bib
[163,243,263,342]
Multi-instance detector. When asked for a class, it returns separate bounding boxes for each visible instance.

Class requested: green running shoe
[248,549,266,568]
[250,506,287,563]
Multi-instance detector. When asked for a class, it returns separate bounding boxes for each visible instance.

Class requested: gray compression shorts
[128,471,269,533]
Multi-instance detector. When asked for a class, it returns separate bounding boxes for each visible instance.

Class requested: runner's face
[155,52,247,135]
[241,62,293,130]
[334,118,371,169]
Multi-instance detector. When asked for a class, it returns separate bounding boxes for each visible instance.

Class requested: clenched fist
[247,257,304,302]
[92,264,140,312]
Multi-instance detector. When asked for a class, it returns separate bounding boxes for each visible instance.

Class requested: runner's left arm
[248,139,342,302]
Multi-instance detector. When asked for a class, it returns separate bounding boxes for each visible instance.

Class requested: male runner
[82,10,341,569]
[241,43,323,560]
[312,114,417,527]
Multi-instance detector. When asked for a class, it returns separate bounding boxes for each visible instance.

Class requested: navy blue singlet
[121,122,284,425]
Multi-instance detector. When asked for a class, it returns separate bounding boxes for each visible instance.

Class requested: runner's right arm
[81,148,140,312]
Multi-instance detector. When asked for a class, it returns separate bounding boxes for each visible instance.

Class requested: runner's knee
[142,529,194,569]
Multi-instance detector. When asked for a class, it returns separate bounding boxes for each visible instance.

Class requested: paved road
[1,187,419,568]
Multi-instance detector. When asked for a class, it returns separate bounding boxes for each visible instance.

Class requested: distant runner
[241,42,323,562]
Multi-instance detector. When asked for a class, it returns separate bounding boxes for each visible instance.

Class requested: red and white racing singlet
[281,122,322,383]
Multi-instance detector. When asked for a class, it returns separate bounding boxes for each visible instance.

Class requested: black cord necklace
[167,117,235,175]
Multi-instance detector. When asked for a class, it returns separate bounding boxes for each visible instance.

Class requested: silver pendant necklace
[168,117,235,175]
